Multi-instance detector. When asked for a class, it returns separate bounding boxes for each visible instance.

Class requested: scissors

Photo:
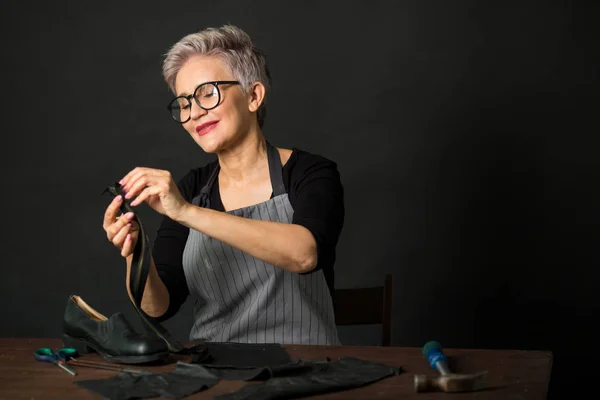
[34,347,78,376]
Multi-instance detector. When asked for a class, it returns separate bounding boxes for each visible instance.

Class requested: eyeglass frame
[167,80,241,123]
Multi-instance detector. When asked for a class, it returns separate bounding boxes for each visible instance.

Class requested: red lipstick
[196,121,219,136]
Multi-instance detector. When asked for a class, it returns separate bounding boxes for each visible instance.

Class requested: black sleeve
[151,169,198,322]
[288,153,345,275]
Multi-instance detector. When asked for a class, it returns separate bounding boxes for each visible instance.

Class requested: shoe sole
[62,334,169,364]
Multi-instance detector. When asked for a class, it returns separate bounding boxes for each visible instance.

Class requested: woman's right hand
[103,195,140,257]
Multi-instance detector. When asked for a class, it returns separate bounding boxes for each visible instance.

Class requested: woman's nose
[190,101,207,120]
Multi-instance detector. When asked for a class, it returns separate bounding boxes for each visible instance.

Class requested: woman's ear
[247,82,266,113]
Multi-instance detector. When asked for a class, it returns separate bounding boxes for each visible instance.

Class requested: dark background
[1,1,598,398]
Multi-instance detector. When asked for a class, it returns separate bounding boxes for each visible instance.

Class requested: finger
[119,167,143,189]
[122,167,161,192]
[123,170,163,199]
[103,195,123,230]
[106,212,135,241]
[124,175,149,199]
[121,234,134,257]
[130,186,162,207]
[128,220,140,233]
[112,223,131,247]
[126,170,168,200]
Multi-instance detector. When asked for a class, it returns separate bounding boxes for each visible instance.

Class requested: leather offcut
[212,357,402,400]
[75,361,219,400]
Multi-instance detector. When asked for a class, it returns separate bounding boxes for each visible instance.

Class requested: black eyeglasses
[167,80,240,123]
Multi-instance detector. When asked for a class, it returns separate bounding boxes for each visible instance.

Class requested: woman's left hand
[120,167,189,221]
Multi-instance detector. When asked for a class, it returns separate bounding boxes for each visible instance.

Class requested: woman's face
[174,55,254,153]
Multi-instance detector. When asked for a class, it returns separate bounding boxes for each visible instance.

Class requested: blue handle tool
[422,340,451,376]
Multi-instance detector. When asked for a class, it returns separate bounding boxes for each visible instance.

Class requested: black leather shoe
[62,295,169,364]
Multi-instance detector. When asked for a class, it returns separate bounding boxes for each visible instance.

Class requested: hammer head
[414,371,488,393]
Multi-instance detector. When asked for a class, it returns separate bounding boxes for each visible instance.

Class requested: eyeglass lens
[169,83,220,123]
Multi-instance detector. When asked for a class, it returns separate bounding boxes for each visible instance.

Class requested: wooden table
[0,338,552,399]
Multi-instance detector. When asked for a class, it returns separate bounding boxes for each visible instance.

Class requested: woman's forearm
[125,255,169,318]
[174,204,318,273]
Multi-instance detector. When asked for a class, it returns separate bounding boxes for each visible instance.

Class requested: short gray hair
[162,25,271,128]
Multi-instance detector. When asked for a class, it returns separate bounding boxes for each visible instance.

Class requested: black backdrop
[1,1,598,398]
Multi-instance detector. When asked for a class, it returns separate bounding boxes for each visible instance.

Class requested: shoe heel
[62,334,94,354]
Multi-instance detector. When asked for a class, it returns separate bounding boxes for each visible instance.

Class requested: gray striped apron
[182,142,340,345]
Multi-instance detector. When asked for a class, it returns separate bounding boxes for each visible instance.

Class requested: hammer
[414,341,488,393]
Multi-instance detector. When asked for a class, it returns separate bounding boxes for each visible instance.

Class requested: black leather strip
[103,184,190,354]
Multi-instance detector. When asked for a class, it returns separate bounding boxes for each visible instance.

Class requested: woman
[102,25,344,345]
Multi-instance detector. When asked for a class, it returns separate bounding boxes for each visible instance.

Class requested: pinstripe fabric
[182,194,339,345]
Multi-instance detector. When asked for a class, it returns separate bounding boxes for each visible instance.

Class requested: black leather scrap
[192,342,292,367]
[212,357,402,400]
[75,361,219,400]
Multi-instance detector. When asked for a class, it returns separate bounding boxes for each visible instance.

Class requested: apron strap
[197,163,220,208]
[266,140,286,197]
